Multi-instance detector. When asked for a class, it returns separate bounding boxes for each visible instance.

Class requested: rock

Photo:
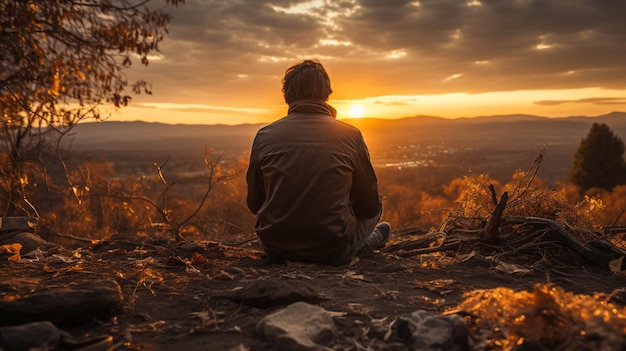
[0,232,55,255]
[397,310,469,351]
[0,280,123,325]
[0,321,65,350]
[230,279,329,308]
[0,321,113,351]
[178,241,201,251]
[257,302,337,351]
[0,217,38,233]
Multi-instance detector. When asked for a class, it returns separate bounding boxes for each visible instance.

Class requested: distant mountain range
[65,111,626,185]
[69,111,626,151]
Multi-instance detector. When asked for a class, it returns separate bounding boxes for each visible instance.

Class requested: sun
[348,104,365,118]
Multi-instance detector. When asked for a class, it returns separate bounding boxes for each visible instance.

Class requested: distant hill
[71,111,626,152]
[73,112,626,149]
[69,121,264,151]
[66,111,626,184]
[347,111,626,148]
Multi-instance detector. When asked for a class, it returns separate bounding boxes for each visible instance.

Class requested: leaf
[189,252,207,265]
[495,261,532,275]
[1,243,22,263]
[341,271,364,280]
[608,256,624,274]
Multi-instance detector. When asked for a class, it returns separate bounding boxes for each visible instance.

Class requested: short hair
[282,59,333,104]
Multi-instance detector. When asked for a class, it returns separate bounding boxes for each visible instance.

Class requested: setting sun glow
[348,104,365,118]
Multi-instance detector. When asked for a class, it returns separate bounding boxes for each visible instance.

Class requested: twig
[221,235,259,247]
[507,149,545,208]
[52,232,168,250]
[53,232,93,243]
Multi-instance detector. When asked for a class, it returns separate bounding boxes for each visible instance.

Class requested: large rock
[0,280,123,325]
[397,310,469,351]
[257,302,337,351]
[0,217,38,233]
[0,232,55,255]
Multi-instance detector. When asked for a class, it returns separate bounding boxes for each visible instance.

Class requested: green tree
[0,0,184,216]
[568,122,626,192]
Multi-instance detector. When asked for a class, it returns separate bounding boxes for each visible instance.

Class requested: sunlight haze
[110,0,626,125]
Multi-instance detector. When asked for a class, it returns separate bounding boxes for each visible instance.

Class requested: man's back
[246,100,380,263]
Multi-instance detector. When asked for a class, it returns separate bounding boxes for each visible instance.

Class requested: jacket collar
[287,98,337,118]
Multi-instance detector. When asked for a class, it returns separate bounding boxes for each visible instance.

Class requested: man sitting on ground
[246,59,391,265]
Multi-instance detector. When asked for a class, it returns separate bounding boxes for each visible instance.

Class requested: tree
[0,0,185,216]
[568,122,626,192]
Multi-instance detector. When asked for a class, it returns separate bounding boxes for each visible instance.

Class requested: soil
[2,232,626,351]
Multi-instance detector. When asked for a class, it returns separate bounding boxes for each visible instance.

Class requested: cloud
[127,0,626,111]
[535,97,626,106]
[133,102,273,115]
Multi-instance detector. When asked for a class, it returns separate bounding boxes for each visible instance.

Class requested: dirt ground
[2,231,626,351]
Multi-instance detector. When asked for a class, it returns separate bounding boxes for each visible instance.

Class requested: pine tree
[568,123,626,192]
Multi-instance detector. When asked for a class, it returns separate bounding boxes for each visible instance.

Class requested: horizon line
[91,110,626,127]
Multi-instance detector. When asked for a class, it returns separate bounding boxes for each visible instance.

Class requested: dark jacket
[246,98,381,263]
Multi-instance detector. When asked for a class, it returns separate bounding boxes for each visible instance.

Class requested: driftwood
[383,231,474,257]
[385,214,626,271]
[0,280,123,326]
[504,216,626,270]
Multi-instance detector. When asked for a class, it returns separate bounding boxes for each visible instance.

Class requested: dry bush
[441,173,503,231]
[594,185,626,226]
[381,183,450,231]
[14,150,249,242]
[438,169,607,241]
[456,283,626,351]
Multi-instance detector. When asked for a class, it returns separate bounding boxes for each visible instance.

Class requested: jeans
[328,202,382,266]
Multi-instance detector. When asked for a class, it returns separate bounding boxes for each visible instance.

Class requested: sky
[113,0,626,125]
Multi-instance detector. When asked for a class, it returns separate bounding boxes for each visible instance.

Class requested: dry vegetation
[2,148,626,350]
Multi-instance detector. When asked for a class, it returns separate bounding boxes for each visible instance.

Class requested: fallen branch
[504,216,626,270]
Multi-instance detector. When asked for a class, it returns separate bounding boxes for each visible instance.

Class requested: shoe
[362,222,391,251]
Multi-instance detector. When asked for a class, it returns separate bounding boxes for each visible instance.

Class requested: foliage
[6,135,626,246]
[568,123,626,193]
[458,283,626,351]
[33,150,250,242]
[0,0,184,216]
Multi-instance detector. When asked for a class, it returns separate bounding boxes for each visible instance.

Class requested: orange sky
[109,0,626,125]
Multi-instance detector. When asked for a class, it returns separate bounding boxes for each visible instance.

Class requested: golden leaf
[1,243,22,262]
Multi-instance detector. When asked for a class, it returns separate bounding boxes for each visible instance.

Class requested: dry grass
[456,283,626,351]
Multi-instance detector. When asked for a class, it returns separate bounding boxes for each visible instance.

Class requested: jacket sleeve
[246,140,265,215]
[350,131,381,219]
